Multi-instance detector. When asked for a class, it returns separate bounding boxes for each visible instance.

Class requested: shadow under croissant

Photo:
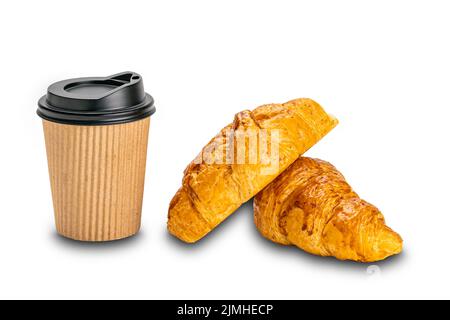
[250,224,407,272]
[167,198,407,272]
[165,199,256,251]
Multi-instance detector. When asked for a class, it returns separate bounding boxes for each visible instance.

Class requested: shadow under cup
[37,72,156,242]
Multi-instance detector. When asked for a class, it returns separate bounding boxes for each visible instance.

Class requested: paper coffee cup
[37,72,156,241]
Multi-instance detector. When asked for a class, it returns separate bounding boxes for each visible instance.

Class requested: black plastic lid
[37,72,155,125]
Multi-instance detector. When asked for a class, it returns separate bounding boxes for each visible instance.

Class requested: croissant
[168,99,338,243]
[254,157,403,262]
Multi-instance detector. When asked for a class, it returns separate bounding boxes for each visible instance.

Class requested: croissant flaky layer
[254,157,403,262]
[168,99,338,243]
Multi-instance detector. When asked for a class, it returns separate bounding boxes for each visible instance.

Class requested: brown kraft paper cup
[43,118,150,241]
[37,72,156,241]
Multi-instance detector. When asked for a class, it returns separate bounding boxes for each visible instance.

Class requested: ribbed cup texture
[42,118,150,241]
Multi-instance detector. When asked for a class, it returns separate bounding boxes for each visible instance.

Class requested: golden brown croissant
[254,157,403,262]
[168,99,338,243]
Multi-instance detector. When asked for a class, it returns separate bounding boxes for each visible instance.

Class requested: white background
[0,0,449,299]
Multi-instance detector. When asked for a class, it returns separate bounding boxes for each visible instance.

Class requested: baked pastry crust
[254,157,403,262]
[168,99,338,243]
